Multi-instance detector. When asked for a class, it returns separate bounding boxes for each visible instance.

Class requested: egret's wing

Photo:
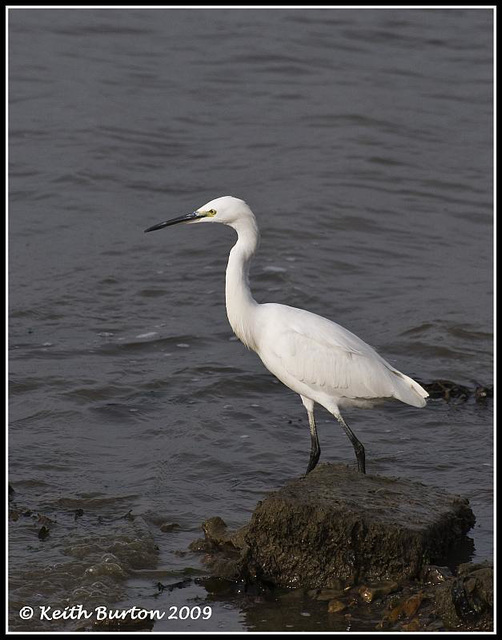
[264,305,401,400]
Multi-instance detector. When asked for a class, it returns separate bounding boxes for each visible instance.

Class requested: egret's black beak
[144,211,200,233]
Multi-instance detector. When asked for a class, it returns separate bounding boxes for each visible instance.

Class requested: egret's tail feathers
[392,372,429,408]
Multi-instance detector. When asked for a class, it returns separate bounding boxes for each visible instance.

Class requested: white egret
[145,196,428,474]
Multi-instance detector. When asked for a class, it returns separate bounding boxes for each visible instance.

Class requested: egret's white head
[144,196,255,233]
[195,196,255,226]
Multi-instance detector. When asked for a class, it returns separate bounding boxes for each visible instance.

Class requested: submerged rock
[434,561,493,630]
[378,562,493,631]
[420,564,453,584]
[420,379,471,401]
[327,599,346,613]
[358,581,399,603]
[159,522,180,533]
[189,516,249,581]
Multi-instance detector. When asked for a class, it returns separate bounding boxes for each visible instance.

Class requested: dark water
[9,8,493,632]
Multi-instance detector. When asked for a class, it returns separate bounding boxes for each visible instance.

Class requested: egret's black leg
[336,413,366,474]
[306,409,321,474]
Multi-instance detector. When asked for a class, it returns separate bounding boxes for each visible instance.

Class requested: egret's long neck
[225,217,260,351]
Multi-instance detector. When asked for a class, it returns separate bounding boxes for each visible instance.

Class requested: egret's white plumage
[145,196,428,474]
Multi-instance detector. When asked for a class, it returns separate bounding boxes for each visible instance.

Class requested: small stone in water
[328,599,346,613]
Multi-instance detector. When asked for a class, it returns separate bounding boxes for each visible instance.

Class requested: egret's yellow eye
[207,209,217,217]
